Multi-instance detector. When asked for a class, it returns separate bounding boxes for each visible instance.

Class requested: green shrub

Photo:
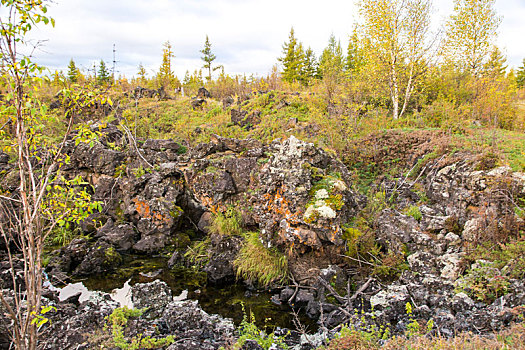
[471,237,525,279]
[318,323,389,350]
[184,238,211,268]
[405,205,422,221]
[342,227,363,257]
[48,226,74,247]
[232,307,288,350]
[105,307,175,350]
[456,260,510,304]
[234,231,288,287]
[372,249,409,280]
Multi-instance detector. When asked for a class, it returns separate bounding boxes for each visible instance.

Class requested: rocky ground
[1,110,524,348]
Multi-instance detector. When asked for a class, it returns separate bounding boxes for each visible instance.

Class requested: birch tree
[0,2,102,348]
[444,0,501,75]
[358,0,434,119]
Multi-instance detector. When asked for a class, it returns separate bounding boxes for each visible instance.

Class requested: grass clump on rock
[234,231,288,287]
[209,207,243,236]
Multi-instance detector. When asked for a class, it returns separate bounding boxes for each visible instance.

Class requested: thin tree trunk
[399,65,415,119]
[391,62,399,119]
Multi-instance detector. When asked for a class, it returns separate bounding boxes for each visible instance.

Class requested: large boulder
[254,136,362,249]
[120,172,185,253]
[65,141,125,176]
[95,218,138,251]
[73,241,122,276]
[204,234,243,285]
[184,135,363,252]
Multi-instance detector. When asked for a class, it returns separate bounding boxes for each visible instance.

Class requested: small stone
[445,232,461,244]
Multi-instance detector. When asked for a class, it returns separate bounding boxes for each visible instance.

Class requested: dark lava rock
[294,289,315,307]
[96,218,138,251]
[204,234,243,285]
[37,280,235,349]
[133,86,167,99]
[131,280,173,319]
[0,152,8,164]
[198,211,213,233]
[197,87,211,99]
[46,238,91,281]
[280,287,295,303]
[79,212,108,234]
[231,108,261,129]
[222,96,234,108]
[65,140,125,176]
[191,98,206,109]
[240,340,264,349]
[73,241,122,277]
[49,99,61,109]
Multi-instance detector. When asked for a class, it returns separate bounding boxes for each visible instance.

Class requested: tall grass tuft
[234,231,288,287]
[208,207,243,236]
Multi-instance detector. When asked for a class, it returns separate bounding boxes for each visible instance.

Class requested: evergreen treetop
[97,60,111,85]
[158,41,177,89]
[201,35,220,81]
[67,58,79,83]
[278,27,305,84]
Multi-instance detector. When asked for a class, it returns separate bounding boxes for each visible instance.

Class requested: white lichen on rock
[316,203,337,218]
[314,189,329,200]
[332,178,347,191]
[304,199,337,220]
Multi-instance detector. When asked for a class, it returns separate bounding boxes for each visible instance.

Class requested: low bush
[104,307,175,350]
[455,260,510,304]
[230,308,288,350]
[184,238,211,268]
[404,205,422,221]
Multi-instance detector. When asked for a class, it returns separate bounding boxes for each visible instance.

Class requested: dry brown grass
[317,323,525,350]
[384,323,525,350]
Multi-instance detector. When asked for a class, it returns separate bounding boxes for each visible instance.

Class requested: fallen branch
[339,254,375,267]
[289,273,300,304]
[317,276,346,305]
[347,277,374,307]
[120,122,153,168]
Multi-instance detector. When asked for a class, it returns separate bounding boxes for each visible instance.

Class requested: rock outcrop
[39,280,235,350]
[5,121,524,345]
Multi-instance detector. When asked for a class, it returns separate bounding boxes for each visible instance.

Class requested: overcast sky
[24,0,525,79]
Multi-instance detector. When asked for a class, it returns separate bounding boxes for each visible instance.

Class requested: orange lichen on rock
[132,198,172,226]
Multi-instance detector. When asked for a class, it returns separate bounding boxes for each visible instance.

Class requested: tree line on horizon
[55,0,525,130]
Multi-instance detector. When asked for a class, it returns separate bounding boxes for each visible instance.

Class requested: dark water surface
[72,254,318,332]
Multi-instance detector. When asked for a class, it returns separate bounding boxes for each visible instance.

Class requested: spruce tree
[319,35,344,77]
[302,47,318,85]
[346,31,364,73]
[67,58,79,83]
[483,47,507,78]
[137,63,147,85]
[97,60,111,85]
[200,35,220,81]
[319,35,345,102]
[158,41,176,89]
[278,28,305,84]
